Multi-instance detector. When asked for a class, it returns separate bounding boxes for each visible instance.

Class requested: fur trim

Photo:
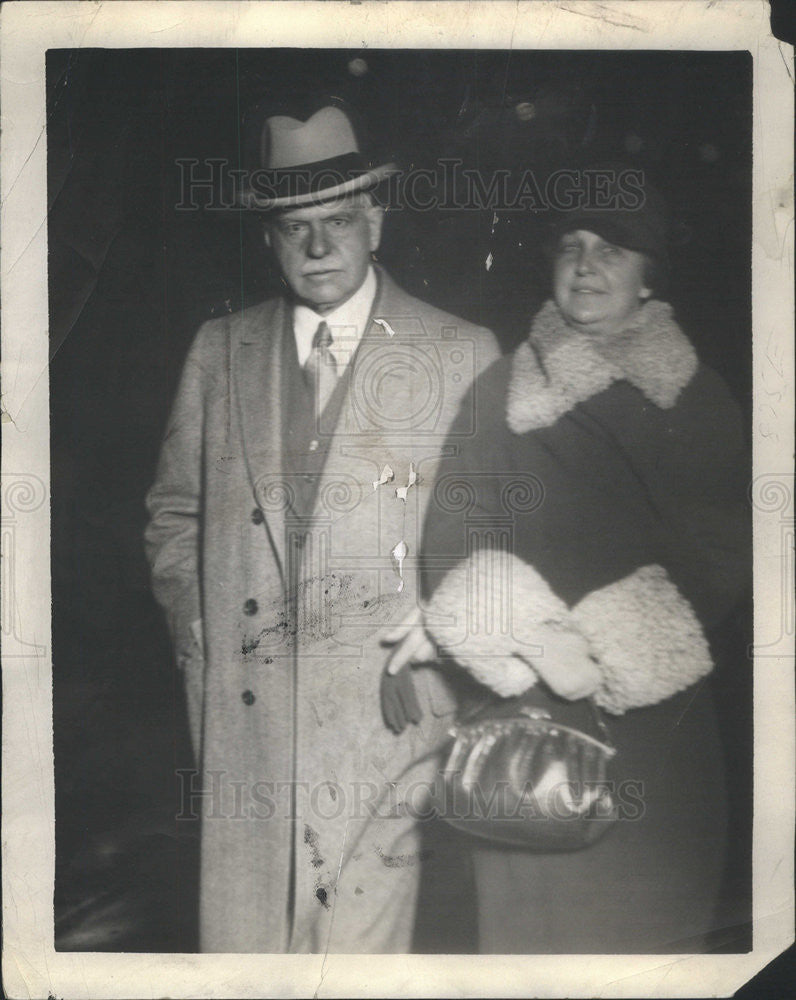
[425,548,571,697]
[427,552,713,711]
[571,565,713,715]
[507,299,698,433]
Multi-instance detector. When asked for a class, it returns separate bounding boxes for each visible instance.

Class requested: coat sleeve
[144,322,214,660]
[652,369,752,630]
[573,376,750,712]
[420,365,750,714]
[420,357,509,600]
[424,549,718,714]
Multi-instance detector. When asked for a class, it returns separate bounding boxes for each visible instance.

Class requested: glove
[380,662,423,734]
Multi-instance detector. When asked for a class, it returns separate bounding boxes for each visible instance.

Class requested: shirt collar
[292,266,377,369]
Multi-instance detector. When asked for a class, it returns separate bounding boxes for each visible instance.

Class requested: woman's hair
[641,253,668,299]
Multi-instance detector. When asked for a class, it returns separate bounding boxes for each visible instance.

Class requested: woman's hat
[239,105,400,211]
[545,166,684,294]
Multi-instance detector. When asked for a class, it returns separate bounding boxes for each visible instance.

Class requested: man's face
[266,195,384,314]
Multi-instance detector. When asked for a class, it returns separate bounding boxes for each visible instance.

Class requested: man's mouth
[571,287,604,295]
[303,270,339,279]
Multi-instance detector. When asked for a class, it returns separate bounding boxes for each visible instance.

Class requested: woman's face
[553,230,652,336]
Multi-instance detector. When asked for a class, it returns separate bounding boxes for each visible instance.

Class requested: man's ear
[263,225,272,249]
[365,200,385,253]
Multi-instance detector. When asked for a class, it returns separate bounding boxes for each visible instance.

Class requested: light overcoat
[145,268,499,952]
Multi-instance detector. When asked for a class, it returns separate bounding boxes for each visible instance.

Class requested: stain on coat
[375,845,435,868]
[303,824,325,868]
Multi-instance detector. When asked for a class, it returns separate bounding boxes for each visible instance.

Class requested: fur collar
[506,299,698,434]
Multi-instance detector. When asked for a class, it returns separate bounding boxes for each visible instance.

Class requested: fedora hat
[240,105,399,210]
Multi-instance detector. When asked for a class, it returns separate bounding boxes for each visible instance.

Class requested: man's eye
[278,223,305,238]
[558,243,578,254]
[601,244,621,256]
[328,217,349,228]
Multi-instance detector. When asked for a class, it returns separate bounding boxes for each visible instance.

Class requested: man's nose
[306,223,330,258]
[575,248,595,274]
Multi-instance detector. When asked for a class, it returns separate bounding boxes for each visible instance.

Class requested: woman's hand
[529,628,603,701]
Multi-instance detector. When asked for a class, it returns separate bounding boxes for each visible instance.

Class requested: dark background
[48,48,753,953]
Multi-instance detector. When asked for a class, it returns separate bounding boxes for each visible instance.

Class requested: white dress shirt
[292,266,377,371]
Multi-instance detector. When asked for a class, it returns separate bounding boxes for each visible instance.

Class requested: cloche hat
[549,167,669,254]
[545,165,685,296]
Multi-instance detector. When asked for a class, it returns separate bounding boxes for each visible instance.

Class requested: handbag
[431,687,618,851]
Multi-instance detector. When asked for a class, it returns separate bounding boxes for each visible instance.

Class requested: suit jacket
[144,267,499,952]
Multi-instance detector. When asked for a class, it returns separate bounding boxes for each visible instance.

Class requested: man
[144,103,499,953]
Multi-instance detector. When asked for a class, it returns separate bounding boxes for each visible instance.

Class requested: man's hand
[380,663,424,734]
[379,607,436,733]
[381,606,436,675]
[529,629,603,701]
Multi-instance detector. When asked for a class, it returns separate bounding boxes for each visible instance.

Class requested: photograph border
[1,2,793,997]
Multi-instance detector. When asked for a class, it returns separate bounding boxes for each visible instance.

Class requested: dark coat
[144,268,499,952]
[421,298,751,952]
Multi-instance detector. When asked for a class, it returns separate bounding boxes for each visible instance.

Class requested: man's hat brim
[239,161,400,211]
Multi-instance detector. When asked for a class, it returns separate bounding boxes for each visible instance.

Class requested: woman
[390,175,750,952]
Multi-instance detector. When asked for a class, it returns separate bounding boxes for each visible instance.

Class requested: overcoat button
[308,439,319,452]
[251,507,264,525]
[243,598,258,616]
[242,690,256,706]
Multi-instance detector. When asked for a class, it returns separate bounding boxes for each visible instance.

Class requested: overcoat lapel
[312,271,426,502]
[233,297,290,579]
[233,271,443,587]
[311,272,441,622]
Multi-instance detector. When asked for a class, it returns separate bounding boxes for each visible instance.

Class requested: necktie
[304,320,338,415]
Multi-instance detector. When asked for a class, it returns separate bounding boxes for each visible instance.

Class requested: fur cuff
[425,548,571,697]
[571,565,713,714]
